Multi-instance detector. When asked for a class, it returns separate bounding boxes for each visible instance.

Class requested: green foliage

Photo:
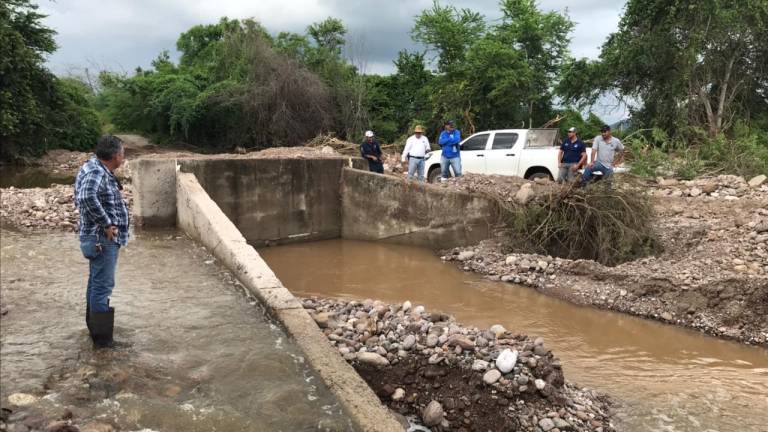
[1,0,99,161]
[412,1,485,73]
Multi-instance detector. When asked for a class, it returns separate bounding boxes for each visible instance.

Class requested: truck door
[459,133,490,174]
[485,132,521,176]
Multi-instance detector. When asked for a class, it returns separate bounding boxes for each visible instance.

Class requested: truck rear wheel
[427,166,442,183]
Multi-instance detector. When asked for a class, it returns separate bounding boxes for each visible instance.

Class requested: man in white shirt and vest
[401,125,431,181]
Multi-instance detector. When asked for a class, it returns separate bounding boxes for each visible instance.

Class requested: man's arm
[577,150,587,169]
[75,170,112,229]
[613,139,625,166]
[438,131,448,146]
[558,149,564,164]
[401,138,412,162]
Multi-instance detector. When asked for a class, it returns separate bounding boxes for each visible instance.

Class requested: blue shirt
[74,157,130,245]
[438,129,462,159]
[560,138,586,164]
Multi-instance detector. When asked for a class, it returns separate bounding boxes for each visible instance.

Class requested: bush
[500,182,661,266]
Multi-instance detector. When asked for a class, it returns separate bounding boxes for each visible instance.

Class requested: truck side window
[491,133,519,150]
[461,134,489,151]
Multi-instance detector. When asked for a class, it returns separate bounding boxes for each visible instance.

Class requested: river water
[260,239,768,432]
[0,230,352,431]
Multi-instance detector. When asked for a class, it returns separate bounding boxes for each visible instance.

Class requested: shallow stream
[0,230,351,431]
[260,239,768,432]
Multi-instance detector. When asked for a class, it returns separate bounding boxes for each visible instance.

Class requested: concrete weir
[133,157,501,431]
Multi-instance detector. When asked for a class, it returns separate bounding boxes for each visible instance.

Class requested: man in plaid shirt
[74,135,129,348]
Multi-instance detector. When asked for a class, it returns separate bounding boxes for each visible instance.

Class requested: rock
[748,174,767,188]
[656,177,678,187]
[701,183,718,194]
[472,360,489,371]
[505,256,517,265]
[489,324,506,338]
[80,423,114,432]
[483,369,502,384]
[457,251,475,261]
[45,421,79,432]
[412,305,425,315]
[356,352,390,367]
[515,183,534,204]
[554,418,573,430]
[533,345,550,356]
[8,393,39,406]
[734,265,748,272]
[422,400,444,426]
[402,301,412,312]
[402,334,417,350]
[426,334,439,347]
[447,334,475,350]
[689,187,702,197]
[392,388,405,401]
[495,349,518,373]
[312,312,335,329]
[538,417,556,431]
[661,312,673,321]
[535,379,546,390]
[320,145,335,154]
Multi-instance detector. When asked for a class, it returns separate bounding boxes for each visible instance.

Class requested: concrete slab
[132,158,177,227]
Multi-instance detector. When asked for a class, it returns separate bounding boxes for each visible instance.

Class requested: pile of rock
[447,248,562,287]
[304,297,614,431]
[435,174,553,205]
[0,185,133,232]
[653,174,767,199]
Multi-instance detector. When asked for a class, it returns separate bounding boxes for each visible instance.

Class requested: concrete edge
[175,171,404,432]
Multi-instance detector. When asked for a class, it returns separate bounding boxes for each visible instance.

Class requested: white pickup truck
[422,128,615,183]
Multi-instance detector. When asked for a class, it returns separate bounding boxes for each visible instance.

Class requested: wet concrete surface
[260,239,768,432]
[0,229,352,431]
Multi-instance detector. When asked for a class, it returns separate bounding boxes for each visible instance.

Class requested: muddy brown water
[0,166,76,188]
[259,239,768,432]
[0,230,352,431]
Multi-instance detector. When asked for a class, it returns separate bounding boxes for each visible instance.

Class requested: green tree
[1,0,99,161]
[412,1,485,74]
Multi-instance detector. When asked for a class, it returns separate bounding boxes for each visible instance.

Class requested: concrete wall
[131,158,177,227]
[341,168,500,249]
[175,171,403,432]
[179,158,344,246]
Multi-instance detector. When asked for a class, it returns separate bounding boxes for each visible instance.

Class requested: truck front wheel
[427,166,442,183]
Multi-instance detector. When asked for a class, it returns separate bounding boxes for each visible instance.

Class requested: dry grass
[497,180,662,266]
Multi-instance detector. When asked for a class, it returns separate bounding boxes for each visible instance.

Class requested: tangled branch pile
[500,182,661,266]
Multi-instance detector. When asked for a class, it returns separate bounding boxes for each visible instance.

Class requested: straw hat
[414,125,425,133]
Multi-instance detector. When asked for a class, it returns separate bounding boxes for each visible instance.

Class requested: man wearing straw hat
[401,125,431,181]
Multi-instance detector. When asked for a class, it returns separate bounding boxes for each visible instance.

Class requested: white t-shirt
[401,135,431,162]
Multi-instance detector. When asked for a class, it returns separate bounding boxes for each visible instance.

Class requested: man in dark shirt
[558,127,586,183]
[74,135,129,348]
[360,130,384,174]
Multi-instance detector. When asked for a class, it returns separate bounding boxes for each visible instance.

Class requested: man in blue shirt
[558,127,587,183]
[74,135,129,348]
[438,120,462,181]
[360,130,384,174]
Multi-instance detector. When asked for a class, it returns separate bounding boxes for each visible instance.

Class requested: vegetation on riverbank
[2,0,766,177]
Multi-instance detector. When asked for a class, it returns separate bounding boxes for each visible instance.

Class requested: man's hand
[105,226,118,242]
[570,165,578,172]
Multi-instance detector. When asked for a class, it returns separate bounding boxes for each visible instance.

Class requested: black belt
[408,155,425,159]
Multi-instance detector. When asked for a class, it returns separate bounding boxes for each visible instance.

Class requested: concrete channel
[133,157,495,431]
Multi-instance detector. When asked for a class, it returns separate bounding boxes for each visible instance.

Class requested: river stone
[402,334,417,350]
[8,393,39,406]
[661,312,674,321]
[80,423,114,432]
[538,418,556,431]
[689,187,702,197]
[426,334,439,347]
[392,388,405,401]
[422,400,444,426]
[535,379,546,390]
[701,182,718,194]
[554,418,573,430]
[483,369,501,384]
[505,256,517,265]
[515,183,534,204]
[472,360,489,371]
[402,301,412,312]
[448,334,475,350]
[457,251,475,261]
[312,312,335,329]
[357,352,390,367]
[489,324,506,338]
[748,174,767,188]
[495,349,518,373]
[533,345,550,356]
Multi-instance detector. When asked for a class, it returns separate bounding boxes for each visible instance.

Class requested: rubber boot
[86,301,93,336]
[91,307,115,349]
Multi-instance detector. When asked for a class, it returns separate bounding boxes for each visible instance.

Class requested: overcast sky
[39,0,629,119]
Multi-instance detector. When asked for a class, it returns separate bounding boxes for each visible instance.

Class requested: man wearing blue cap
[438,120,462,181]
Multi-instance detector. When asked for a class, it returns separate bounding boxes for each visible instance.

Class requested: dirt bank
[440,174,768,346]
[304,297,614,432]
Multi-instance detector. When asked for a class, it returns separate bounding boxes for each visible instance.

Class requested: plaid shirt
[74,157,130,245]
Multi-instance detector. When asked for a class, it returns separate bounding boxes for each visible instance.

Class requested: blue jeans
[440,156,462,180]
[581,161,614,185]
[80,234,120,313]
[407,157,425,181]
